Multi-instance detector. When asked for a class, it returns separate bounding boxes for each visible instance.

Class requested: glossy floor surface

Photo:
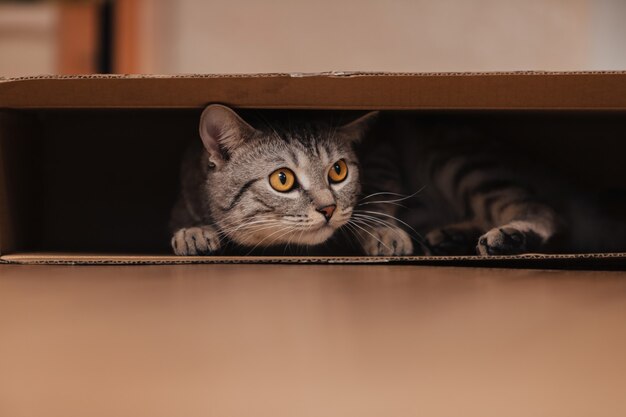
[1,264,625,417]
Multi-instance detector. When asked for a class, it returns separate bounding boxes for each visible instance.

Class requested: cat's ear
[199,104,258,165]
[338,111,379,143]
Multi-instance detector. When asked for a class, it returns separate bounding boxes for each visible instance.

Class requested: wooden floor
[1,264,625,416]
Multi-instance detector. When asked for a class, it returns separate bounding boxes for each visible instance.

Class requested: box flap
[2,72,626,110]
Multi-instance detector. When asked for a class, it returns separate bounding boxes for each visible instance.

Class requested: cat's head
[199,104,377,248]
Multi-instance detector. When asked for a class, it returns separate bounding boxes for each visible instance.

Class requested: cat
[170,105,624,256]
[169,104,412,256]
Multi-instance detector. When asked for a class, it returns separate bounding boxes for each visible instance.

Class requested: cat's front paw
[476,226,527,256]
[171,225,220,256]
[361,226,413,256]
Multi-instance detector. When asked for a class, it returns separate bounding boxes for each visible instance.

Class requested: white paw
[361,226,413,256]
[171,226,220,256]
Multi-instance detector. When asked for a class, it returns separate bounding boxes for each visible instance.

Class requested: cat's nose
[316,204,337,222]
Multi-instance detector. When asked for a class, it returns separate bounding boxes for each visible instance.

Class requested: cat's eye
[269,168,297,192]
[328,159,348,183]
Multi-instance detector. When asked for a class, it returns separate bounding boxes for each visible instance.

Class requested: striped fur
[169,105,408,256]
[358,117,563,255]
[171,108,624,256]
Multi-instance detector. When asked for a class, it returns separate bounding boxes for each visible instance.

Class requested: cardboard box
[1,72,626,267]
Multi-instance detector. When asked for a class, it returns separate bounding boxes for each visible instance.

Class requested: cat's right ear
[338,111,379,143]
[199,104,258,167]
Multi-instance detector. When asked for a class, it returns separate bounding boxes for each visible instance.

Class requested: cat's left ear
[338,111,379,143]
[199,104,259,167]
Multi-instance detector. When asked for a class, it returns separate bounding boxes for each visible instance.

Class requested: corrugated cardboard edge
[3,70,626,82]
[3,71,626,110]
[2,252,625,267]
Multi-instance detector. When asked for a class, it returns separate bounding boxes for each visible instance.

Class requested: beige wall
[0,3,58,77]
[591,0,626,69]
[139,0,622,74]
[1,0,625,76]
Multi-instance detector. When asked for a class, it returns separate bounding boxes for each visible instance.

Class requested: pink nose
[316,204,336,222]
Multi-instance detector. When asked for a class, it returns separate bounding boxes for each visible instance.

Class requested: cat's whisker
[283,228,295,255]
[340,221,371,254]
[284,220,315,254]
[348,221,392,252]
[236,231,275,248]
[293,221,313,250]
[226,222,279,237]
[357,186,426,205]
[234,222,282,241]
[284,221,306,254]
[358,191,407,202]
[218,216,277,230]
[346,219,393,252]
[342,220,364,242]
[338,223,356,238]
[353,209,424,241]
[350,217,419,250]
[219,220,283,246]
[264,225,299,252]
[216,218,278,237]
[218,212,278,226]
[357,201,408,208]
[350,215,420,244]
[352,212,400,227]
[204,212,277,235]
[245,225,294,255]
[349,217,396,235]
[351,214,397,231]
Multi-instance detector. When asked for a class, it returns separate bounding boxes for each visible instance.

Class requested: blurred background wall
[1,0,625,77]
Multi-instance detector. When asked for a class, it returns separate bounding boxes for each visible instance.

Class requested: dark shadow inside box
[10,109,625,255]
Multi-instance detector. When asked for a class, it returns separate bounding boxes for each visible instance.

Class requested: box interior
[1,108,626,265]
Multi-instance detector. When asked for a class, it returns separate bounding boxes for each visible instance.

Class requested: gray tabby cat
[170,104,412,256]
[171,105,621,256]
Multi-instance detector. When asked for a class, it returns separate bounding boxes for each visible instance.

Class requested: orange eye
[269,168,296,192]
[328,159,348,183]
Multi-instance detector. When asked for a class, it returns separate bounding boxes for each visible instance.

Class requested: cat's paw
[361,226,413,256]
[476,226,527,256]
[425,226,479,256]
[171,225,220,256]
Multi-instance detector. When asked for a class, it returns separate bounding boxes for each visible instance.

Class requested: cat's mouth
[309,222,334,231]
[227,213,350,248]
